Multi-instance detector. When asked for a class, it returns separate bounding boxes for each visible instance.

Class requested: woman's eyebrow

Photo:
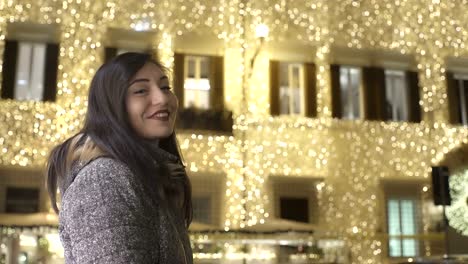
[129,78,149,86]
[129,76,168,87]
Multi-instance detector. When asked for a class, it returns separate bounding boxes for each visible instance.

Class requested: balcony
[176,107,233,134]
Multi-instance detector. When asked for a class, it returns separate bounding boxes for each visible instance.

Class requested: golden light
[0,0,468,263]
[255,23,269,39]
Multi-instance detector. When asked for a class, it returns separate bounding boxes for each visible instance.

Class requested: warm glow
[1,1,468,263]
[19,234,37,247]
[255,23,269,39]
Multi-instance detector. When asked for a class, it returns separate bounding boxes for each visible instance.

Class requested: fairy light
[1,1,468,263]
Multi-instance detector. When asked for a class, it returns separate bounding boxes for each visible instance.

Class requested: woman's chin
[144,129,174,140]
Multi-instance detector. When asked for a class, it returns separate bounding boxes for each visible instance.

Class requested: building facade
[1,0,468,263]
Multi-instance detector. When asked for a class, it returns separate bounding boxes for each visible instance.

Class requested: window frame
[278,62,306,116]
[270,60,317,117]
[386,198,420,257]
[339,65,363,120]
[331,54,420,122]
[270,176,321,224]
[1,22,59,102]
[382,181,423,259]
[183,55,211,110]
[13,41,47,101]
[453,74,468,126]
[173,52,224,112]
[384,69,410,122]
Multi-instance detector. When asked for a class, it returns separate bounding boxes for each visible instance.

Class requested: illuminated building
[1,0,468,263]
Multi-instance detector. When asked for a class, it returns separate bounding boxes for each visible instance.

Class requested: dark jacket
[59,157,193,263]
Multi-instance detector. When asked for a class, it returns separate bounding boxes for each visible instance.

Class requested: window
[6,187,40,213]
[271,176,320,224]
[333,62,420,122]
[192,196,212,224]
[14,42,47,101]
[455,75,468,125]
[387,199,419,257]
[385,70,409,121]
[1,23,59,102]
[270,61,317,117]
[339,66,362,120]
[174,53,230,132]
[104,28,155,63]
[173,53,224,111]
[184,56,211,109]
[279,63,305,115]
[447,74,468,126]
[447,72,468,125]
[190,174,225,226]
[383,181,422,258]
[280,197,309,223]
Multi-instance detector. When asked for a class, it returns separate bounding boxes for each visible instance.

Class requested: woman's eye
[134,88,147,94]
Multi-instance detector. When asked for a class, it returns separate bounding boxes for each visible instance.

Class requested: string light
[1,1,468,263]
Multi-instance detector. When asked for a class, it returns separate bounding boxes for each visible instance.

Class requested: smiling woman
[126,63,179,140]
[45,52,193,264]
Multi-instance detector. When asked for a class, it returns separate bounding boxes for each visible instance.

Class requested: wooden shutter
[446,71,461,124]
[269,60,280,116]
[362,67,386,120]
[375,68,386,120]
[173,53,185,109]
[43,43,59,102]
[209,55,224,110]
[304,62,317,118]
[330,64,341,118]
[104,47,118,63]
[1,40,18,99]
[464,80,468,124]
[406,70,421,123]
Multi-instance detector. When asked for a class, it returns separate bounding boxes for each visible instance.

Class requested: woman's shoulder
[76,157,135,184]
[62,157,136,198]
[80,157,131,174]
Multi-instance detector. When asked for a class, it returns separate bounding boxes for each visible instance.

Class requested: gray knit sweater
[59,157,193,263]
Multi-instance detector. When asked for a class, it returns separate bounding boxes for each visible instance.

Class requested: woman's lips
[149,110,170,121]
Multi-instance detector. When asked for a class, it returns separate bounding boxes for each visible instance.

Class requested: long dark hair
[46,52,192,226]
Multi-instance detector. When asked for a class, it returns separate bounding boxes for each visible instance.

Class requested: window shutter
[330,64,341,118]
[375,68,386,120]
[173,53,185,109]
[464,80,468,124]
[1,40,18,99]
[209,55,224,110]
[362,67,386,120]
[406,70,421,123]
[362,67,373,120]
[43,43,59,102]
[104,47,118,63]
[304,62,317,118]
[269,60,280,116]
[446,71,461,124]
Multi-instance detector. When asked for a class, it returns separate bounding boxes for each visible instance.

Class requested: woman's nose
[150,87,168,105]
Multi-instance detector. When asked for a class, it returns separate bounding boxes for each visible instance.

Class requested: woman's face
[126,62,178,140]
